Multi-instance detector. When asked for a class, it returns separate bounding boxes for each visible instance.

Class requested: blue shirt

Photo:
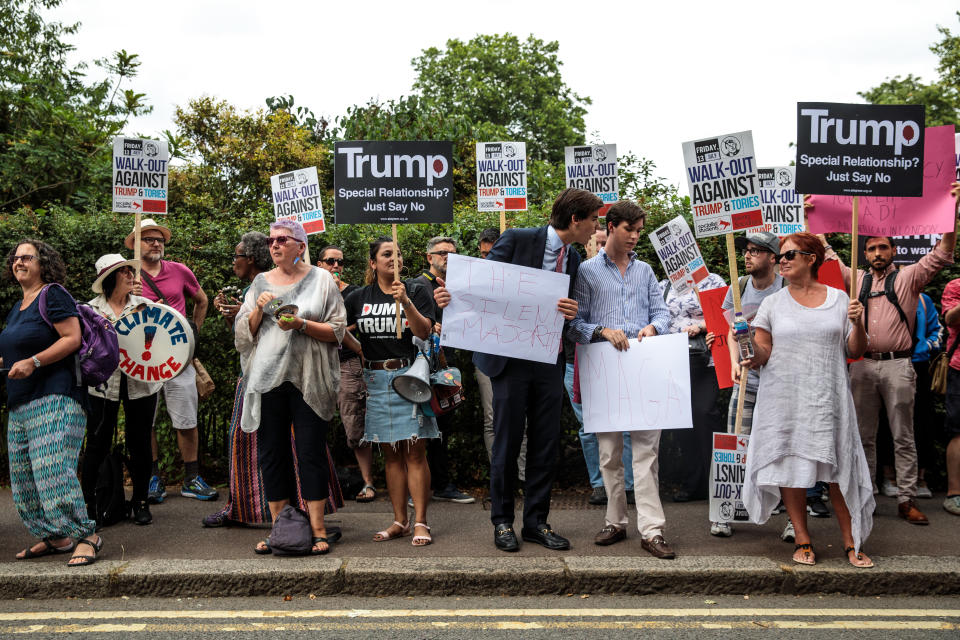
[542,225,569,274]
[913,292,941,363]
[569,248,671,343]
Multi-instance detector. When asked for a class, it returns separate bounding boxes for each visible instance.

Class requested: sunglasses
[269,235,303,246]
[780,250,813,261]
[321,257,345,266]
[10,254,36,264]
[142,237,166,245]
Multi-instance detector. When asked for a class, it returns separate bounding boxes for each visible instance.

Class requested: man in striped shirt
[569,200,674,558]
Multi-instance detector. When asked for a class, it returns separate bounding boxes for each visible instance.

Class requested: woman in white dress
[740,232,875,568]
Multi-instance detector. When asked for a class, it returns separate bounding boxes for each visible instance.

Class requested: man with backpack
[125,219,217,503]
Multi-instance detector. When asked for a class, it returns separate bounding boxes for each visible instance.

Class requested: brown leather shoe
[594,525,626,546]
[898,499,929,525]
[641,534,676,559]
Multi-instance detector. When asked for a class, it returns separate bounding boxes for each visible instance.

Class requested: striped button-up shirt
[569,248,671,343]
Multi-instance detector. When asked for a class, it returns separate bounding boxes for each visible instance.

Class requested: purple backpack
[38,283,120,388]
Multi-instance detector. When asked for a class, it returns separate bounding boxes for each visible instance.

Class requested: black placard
[856,234,939,266]
[795,102,925,197]
[334,141,454,224]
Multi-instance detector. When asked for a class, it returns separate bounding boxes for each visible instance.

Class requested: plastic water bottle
[733,312,754,362]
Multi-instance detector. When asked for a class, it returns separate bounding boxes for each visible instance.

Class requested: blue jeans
[564,363,633,490]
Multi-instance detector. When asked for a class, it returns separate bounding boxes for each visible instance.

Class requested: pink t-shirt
[141,260,201,316]
[941,278,960,370]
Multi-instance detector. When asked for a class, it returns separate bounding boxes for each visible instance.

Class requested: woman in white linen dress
[740,232,875,568]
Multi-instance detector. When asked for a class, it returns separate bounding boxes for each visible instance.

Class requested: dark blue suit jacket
[472,225,581,378]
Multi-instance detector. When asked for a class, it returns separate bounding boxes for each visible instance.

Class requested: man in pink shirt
[125,219,216,503]
[939,272,960,517]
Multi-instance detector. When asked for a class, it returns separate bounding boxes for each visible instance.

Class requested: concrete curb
[1,556,958,599]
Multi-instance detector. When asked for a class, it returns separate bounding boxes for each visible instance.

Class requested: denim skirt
[363,366,439,445]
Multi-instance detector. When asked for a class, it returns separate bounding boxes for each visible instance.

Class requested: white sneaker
[944,495,960,515]
[710,522,733,537]
[780,519,795,543]
[881,478,898,498]
[917,483,933,499]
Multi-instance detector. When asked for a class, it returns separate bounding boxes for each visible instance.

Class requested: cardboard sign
[855,234,939,266]
[564,144,618,212]
[807,125,956,235]
[709,432,750,523]
[955,132,959,181]
[114,302,195,382]
[795,102,925,197]
[439,254,568,364]
[578,334,693,433]
[270,166,324,235]
[682,130,763,238]
[817,258,846,292]
[476,142,527,212]
[650,216,708,296]
[700,286,733,389]
[333,141,454,224]
[757,166,804,236]
[112,137,169,214]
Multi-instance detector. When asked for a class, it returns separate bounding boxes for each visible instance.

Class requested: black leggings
[258,382,330,502]
[81,377,157,511]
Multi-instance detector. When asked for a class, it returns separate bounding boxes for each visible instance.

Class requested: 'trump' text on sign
[758,166,804,236]
[649,216,709,296]
[270,166,324,235]
[476,142,527,212]
[112,137,168,214]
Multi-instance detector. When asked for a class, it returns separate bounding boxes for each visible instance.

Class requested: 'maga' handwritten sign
[578,334,693,433]
[440,254,568,364]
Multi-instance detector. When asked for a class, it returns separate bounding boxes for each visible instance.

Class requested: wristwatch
[298,319,308,334]
[592,325,605,341]
[31,356,41,368]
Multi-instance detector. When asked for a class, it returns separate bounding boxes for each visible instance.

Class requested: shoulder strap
[885,270,917,344]
[738,276,749,296]
[140,271,169,306]
[37,283,73,328]
[662,280,671,303]
[858,271,873,328]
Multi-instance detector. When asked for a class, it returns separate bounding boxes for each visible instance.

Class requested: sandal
[254,537,272,555]
[373,520,410,541]
[412,522,432,547]
[67,536,102,567]
[17,538,75,560]
[356,484,377,503]
[793,543,816,566]
[844,545,875,568]
[311,537,330,555]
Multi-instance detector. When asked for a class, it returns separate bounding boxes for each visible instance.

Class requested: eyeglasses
[232,254,247,261]
[269,235,302,246]
[142,237,166,245]
[429,251,453,257]
[780,250,813,261]
[10,254,36,264]
[321,258,345,266]
[741,247,771,257]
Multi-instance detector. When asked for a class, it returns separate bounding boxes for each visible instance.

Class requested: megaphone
[391,354,432,403]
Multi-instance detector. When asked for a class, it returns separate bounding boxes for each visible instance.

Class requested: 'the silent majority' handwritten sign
[578,334,693,433]
[440,254,568,364]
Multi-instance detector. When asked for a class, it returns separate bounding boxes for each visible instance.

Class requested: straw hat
[92,253,140,294]
[124,218,171,250]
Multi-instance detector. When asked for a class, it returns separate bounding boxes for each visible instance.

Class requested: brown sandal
[793,543,816,565]
[844,545,874,568]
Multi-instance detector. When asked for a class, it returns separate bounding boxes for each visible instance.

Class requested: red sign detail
[714,433,738,450]
[731,209,763,230]
[504,198,526,210]
[303,219,325,234]
[142,199,166,213]
[692,266,709,283]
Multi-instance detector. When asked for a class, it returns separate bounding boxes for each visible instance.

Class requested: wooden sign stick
[499,211,506,234]
[133,210,142,281]
[849,196,860,301]
[392,223,402,339]
[725,233,748,436]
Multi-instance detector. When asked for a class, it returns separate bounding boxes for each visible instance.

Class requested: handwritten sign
[112,137,168,214]
[440,254,568,364]
[564,144,617,213]
[270,166,325,235]
[114,302,195,382]
[700,286,733,389]
[709,432,750,523]
[578,334,692,433]
[476,142,527,212]
[682,130,763,238]
[649,216,708,296]
[758,166,804,236]
[807,126,957,235]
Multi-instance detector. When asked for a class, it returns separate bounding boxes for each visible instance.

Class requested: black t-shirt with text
[345,280,435,362]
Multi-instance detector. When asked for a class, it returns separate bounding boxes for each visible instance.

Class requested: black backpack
[94,445,130,527]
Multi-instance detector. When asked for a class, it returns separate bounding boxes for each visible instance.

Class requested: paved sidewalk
[0,488,957,598]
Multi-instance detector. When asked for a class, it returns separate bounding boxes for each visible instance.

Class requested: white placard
[564,143,618,207]
[757,166,804,236]
[476,142,527,212]
[114,302,194,382]
[270,166,325,235]
[112,137,169,214]
[709,432,750,523]
[439,254,568,364]
[578,334,692,433]
[649,216,708,296]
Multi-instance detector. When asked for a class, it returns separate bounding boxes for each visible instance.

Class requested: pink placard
[807,125,957,236]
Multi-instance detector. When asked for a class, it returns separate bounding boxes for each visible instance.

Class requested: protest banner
[439,254,568,364]
[476,142,527,232]
[112,136,169,215]
[855,234,939,266]
[564,144,617,214]
[700,286,733,389]
[270,166,324,235]
[956,131,959,181]
[807,125,956,236]
[114,302,194,383]
[682,130,763,239]
[578,334,692,433]
[649,216,708,296]
[796,102,925,197]
[758,166,804,236]
[709,432,750,523]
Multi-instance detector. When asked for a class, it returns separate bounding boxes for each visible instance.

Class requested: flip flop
[793,543,816,566]
[373,520,410,541]
[311,537,330,555]
[356,484,377,503]
[67,537,102,567]
[17,538,75,560]
[844,545,875,568]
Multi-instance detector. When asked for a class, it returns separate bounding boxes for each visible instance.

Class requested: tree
[411,34,590,163]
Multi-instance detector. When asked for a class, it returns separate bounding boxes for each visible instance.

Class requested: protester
[410,236,475,504]
[82,254,161,526]
[569,200,675,558]
[658,270,727,503]
[0,239,101,566]
[817,183,958,524]
[127,219,216,502]
[235,220,345,555]
[939,274,960,516]
[345,237,438,546]
[435,187,600,552]
[317,244,375,503]
[740,232,874,568]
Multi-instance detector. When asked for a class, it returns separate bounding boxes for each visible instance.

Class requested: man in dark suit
[435,188,602,551]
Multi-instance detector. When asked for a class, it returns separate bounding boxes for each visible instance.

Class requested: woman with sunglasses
[235,220,346,555]
[739,232,874,568]
[0,239,100,566]
[82,254,162,527]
